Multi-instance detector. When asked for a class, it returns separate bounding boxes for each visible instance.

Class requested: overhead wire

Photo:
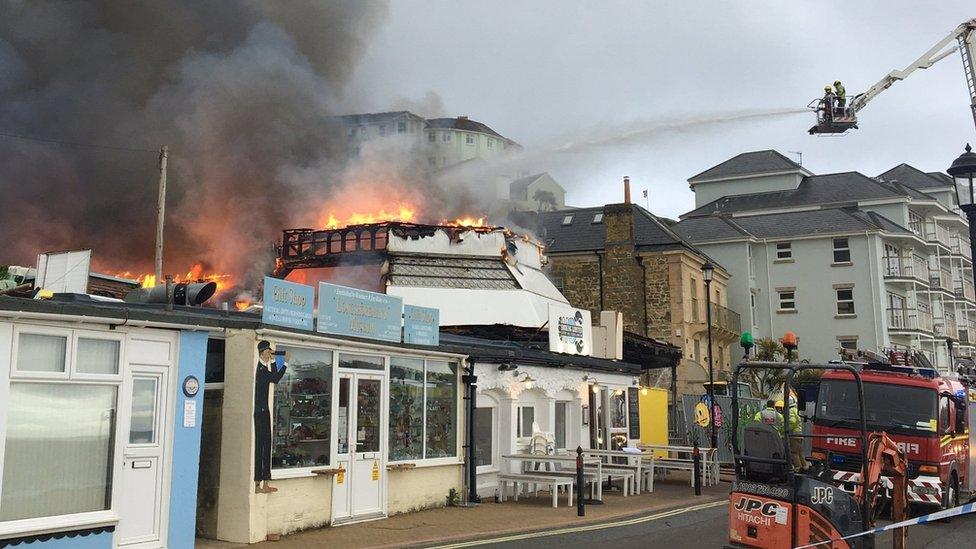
[0,130,158,154]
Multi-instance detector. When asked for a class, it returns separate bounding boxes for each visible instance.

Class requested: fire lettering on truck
[827,437,857,447]
[895,442,919,455]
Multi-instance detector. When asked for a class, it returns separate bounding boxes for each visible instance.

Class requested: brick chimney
[602,192,646,335]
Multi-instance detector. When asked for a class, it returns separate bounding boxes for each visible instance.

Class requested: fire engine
[811,349,974,511]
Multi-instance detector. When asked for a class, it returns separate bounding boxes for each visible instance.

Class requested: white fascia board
[688,168,812,186]
[729,205,820,217]
[0,309,225,332]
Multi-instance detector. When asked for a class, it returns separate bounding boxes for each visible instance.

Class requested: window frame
[775,242,793,261]
[516,405,536,439]
[386,356,462,467]
[473,406,497,473]
[1,324,125,535]
[465,133,475,145]
[554,401,569,450]
[778,290,797,312]
[835,287,856,316]
[427,132,436,143]
[833,237,852,264]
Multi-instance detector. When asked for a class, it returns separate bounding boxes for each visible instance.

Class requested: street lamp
[701,261,717,450]
[949,144,976,261]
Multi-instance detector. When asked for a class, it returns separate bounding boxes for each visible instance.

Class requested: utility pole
[154,146,168,282]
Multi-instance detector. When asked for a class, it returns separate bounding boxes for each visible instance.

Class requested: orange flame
[116,263,234,293]
[320,205,417,229]
[441,216,489,228]
[234,300,252,311]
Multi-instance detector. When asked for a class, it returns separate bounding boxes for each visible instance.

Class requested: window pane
[838,301,855,315]
[389,357,424,461]
[129,378,157,444]
[337,378,350,454]
[1,383,117,521]
[339,353,384,370]
[16,333,66,373]
[554,403,567,449]
[519,407,535,437]
[610,390,627,428]
[473,408,493,467]
[425,361,457,457]
[77,338,120,375]
[356,379,382,453]
[273,347,332,469]
[205,338,225,384]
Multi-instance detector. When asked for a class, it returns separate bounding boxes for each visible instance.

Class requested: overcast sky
[343,1,975,219]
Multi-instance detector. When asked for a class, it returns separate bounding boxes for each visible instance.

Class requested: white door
[118,366,168,547]
[332,371,386,524]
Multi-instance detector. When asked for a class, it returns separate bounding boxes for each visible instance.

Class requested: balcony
[934,317,958,338]
[925,223,952,249]
[709,302,741,335]
[929,268,952,292]
[883,255,929,282]
[950,234,973,260]
[888,308,933,333]
[954,281,976,302]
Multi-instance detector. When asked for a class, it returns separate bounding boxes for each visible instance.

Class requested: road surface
[434,500,976,548]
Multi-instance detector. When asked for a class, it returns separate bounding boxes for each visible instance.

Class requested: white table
[582,449,655,494]
[502,453,604,501]
[639,444,719,486]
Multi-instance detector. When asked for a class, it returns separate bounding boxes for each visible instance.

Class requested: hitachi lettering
[733,496,780,527]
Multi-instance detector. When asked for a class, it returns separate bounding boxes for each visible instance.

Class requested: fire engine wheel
[940,473,960,522]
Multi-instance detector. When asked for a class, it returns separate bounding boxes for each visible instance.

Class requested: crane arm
[850,19,976,129]
[855,432,908,549]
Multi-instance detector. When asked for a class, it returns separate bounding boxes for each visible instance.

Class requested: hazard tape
[793,501,976,549]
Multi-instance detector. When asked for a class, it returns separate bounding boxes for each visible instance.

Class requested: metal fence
[680,394,763,463]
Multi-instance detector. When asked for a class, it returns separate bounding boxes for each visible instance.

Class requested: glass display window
[272,346,333,470]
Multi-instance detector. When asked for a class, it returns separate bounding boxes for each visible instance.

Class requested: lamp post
[950,146,976,361]
[950,143,976,263]
[701,261,717,449]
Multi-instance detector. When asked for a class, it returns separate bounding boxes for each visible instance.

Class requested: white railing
[887,308,934,332]
[926,222,952,248]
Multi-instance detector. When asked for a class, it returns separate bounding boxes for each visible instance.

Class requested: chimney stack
[623,176,631,204]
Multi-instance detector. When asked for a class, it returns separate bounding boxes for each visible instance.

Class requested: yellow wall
[639,388,669,456]
[264,476,333,536]
[387,464,462,515]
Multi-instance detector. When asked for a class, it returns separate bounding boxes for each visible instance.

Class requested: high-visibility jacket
[787,405,802,434]
[754,407,784,431]
[835,84,846,101]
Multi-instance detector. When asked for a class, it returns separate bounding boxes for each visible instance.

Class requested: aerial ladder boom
[809,18,976,134]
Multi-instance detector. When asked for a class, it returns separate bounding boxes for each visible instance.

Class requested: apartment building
[673,150,974,371]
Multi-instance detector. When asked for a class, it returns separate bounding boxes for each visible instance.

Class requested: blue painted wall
[167,331,208,549]
[7,531,114,548]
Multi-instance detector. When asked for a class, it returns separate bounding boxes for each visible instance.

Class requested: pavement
[195,473,728,548]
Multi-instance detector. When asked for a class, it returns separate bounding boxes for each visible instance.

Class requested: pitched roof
[539,204,710,257]
[682,171,938,219]
[338,111,425,125]
[688,150,804,183]
[877,164,951,190]
[672,208,912,243]
[427,116,517,144]
[927,171,954,186]
[509,173,545,194]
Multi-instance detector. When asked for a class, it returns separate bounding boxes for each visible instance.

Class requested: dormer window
[592,213,604,224]
[562,215,573,225]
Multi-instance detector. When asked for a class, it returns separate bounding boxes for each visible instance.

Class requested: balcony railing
[960,329,972,344]
[709,302,741,334]
[883,255,929,281]
[926,223,952,248]
[929,268,952,291]
[888,308,934,333]
[950,234,973,260]
[934,317,958,338]
[954,281,976,302]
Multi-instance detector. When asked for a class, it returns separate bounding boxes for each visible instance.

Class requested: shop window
[1,383,118,521]
[389,357,425,461]
[517,406,535,437]
[554,402,568,449]
[339,353,384,370]
[425,361,458,458]
[473,407,494,467]
[272,347,333,470]
[204,338,225,384]
[610,389,627,429]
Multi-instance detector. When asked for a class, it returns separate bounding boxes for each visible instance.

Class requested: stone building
[539,197,741,394]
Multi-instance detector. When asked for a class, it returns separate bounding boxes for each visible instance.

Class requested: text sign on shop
[548,304,593,356]
[317,282,404,342]
[262,276,315,330]
[403,305,440,346]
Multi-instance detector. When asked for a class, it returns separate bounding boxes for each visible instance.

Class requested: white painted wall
[691,173,804,208]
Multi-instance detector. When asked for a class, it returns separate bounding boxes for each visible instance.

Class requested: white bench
[585,466,636,496]
[497,474,574,508]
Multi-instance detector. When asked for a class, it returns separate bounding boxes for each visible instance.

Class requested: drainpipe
[461,361,479,503]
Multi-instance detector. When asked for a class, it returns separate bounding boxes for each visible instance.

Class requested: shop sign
[547,305,593,356]
[317,282,403,343]
[403,304,440,346]
[262,276,314,330]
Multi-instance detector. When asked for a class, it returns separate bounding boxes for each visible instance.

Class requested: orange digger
[726,362,908,549]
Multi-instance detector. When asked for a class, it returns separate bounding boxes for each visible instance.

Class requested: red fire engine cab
[811,350,973,510]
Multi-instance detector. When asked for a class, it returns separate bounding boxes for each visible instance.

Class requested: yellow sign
[694,402,711,427]
[336,464,345,484]
[372,460,380,481]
